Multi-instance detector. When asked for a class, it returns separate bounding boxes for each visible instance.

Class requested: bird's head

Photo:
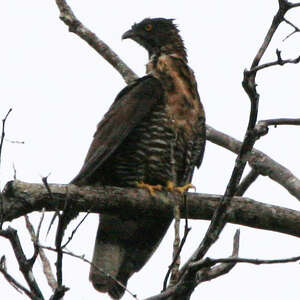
[122,18,187,61]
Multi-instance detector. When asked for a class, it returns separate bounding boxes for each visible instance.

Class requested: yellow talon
[167,181,195,194]
[167,181,175,191]
[136,181,162,196]
[175,183,195,194]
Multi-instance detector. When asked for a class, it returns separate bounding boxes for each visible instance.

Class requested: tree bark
[2,180,300,238]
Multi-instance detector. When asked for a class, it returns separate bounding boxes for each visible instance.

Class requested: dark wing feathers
[71,75,164,185]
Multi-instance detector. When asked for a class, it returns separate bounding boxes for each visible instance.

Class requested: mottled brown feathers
[71,17,206,299]
[71,76,164,185]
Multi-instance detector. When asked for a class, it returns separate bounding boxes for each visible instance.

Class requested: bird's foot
[167,181,195,194]
[136,181,162,196]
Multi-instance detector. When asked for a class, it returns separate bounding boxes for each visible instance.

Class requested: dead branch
[206,125,300,201]
[53,0,300,207]
[38,244,138,300]
[283,17,300,40]
[196,229,240,284]
[144,229,239,300]
[61,212,89,249]
[0,256,35,299]
[190,254,300,270]
[0,108,12,168]
[249,51,300,73]
[55,0,138,84]
[169,3,300,298]
[235,169,260,196]
[257,117,300,128]
[2,180,300,238]
[163,222,191,290]
[24,215,58,292]
[0,227,44,299]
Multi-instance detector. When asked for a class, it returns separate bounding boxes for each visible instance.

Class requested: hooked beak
[122,29,135,40]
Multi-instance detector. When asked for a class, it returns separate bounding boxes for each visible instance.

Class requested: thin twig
[190,254,300,270]
[253,117,300,139]
[0,108,12,169]
[0,227,44,299]
[24,214,58,292]
[4,139,25,144]
[62,212,89,249]
[0,256,36,299]
[283,18,300,41]
[43,176,60,237]
[39,244,138,299]
[170,197,181,285]
[163,224,191,290]
[24,215,40,268]
[258,118,300,127]
[249,53,300,73]
[250,0,294,70]
[235,169,260,196]
[42,176,65,286]
[196,229,240,283]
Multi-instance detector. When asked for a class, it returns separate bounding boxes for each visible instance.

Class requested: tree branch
[0,227,44,299]
[206,125,300,201]
[55,0,138,84]
[249,51,300,73]
[283,17,300,40]
[190,254,300,270]
[235,169,260,196]
[196,229,240,284]
[53,0,300,205]
[24,215,58,292]
[1,180,300,239]
[38,244,137,300]
[0,256,36,299]
[0,108,12,169]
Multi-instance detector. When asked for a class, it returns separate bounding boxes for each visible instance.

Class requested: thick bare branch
[2,180,300,239]
[207,125,300,201]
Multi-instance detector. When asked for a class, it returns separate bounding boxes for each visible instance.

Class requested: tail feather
[90,214,172,299]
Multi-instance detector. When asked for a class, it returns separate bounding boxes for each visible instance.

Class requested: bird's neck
[146,52,187,75]
[148,45,187,64]
[160,43,187,62]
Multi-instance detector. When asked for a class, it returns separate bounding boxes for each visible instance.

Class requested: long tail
[89,214,172,299]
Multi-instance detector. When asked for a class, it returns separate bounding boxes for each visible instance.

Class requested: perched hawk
[71,18,205,299]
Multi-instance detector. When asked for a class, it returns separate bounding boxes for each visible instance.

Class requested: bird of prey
[71,18,206,299]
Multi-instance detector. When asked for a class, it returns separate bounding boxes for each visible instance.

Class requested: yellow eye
[145,24,153,32]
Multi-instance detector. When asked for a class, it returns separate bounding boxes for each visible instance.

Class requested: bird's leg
[136,181,162,196]
[167,181,195,194]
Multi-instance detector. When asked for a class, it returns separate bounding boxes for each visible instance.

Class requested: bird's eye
[144,24,153,32]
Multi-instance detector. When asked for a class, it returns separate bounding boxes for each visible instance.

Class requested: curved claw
[136,181,162,196]
[167,181,195,194]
